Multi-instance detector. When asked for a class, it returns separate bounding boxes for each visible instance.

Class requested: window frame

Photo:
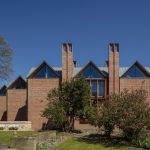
[33,65,58,79]
[87,78,106,98]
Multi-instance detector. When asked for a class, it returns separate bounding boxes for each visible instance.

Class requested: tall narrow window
[98,81,105,97]
[91,81,97,96]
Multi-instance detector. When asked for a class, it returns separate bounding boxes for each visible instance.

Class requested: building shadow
[15,105,27,121]
[1,111,7,121]
[76,134,127,148]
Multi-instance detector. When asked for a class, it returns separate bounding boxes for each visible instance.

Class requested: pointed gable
[75,61,105,78]
[8,76,26,89]
[27,61,59,79]
[122,61,150,78]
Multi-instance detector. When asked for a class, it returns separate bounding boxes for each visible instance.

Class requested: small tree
[0,35,13,81]
[88,89,150,139]
[89,94,120,137]
[42,77,91,132]
[118,89,150,140]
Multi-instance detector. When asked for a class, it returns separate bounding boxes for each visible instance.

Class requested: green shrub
[134,137,150,149]
[88,89,150,140]
[118,89,150,141]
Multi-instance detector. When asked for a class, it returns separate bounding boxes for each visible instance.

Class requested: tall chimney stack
[62,43,74,81]
[108,43,119,94]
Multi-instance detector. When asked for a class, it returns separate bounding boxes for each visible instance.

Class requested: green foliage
[88,89,150,139]
[118,89,150,140]
[134,137,150,149]
[36,143,47,150]
[89,94,121,137]
[42,77,91,132]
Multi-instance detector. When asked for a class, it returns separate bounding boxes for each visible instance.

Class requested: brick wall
[62,44,67,81]
[62,43,74,81]
[108,49,114,94]
[0,96,7,121]
[120,78,150,102]
[7,89,27,121]
[108,43,119,94]
[114,49,119,93]
[27,78,59,129]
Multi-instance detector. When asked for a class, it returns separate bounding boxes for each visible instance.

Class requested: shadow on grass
[76,134,133,148]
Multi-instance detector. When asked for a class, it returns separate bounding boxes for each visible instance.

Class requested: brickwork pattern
[7,89,27,121]
[120,78,150,102]
[27,78,59,129]
[108,43,119,94]
[0,96,7,121]
[62,43,74,81]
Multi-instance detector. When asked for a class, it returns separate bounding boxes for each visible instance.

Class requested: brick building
[0,43,150,130]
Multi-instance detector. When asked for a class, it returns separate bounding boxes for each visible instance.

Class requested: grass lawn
[0,131,37,144]
[55,139,128,150]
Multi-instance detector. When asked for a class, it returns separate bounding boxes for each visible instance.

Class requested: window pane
[34,66,47,78]
[123,65,147,78]
[46,66,58,78]
[34,65,58,78]
[98,81,104,96]
[91,81,97,96]
[82,64,103,78]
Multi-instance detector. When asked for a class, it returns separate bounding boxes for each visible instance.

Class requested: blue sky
[0,0,150,84]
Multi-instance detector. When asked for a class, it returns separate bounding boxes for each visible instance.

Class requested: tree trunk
[69,113,75,132]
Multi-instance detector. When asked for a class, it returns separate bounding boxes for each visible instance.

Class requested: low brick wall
[0,121,32,131]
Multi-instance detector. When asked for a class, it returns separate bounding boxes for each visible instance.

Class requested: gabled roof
[7,76,26,89]
[74,60,106,78]
[121,61,150,78]
[27,61,60,79]
[26,61,150,78]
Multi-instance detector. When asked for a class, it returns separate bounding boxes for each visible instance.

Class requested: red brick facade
[7,89,27,121]
[62,43,74,81]
[108,43,119,94]
[27,79,59,129]
[0,43,149,130]
[0,96,7,121]
[120,78,150,102]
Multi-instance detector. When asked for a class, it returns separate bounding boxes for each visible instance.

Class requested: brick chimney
[108,43,119,94]
[73,60,77,67]
[62,43,74,81]
[104,60,109,67]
